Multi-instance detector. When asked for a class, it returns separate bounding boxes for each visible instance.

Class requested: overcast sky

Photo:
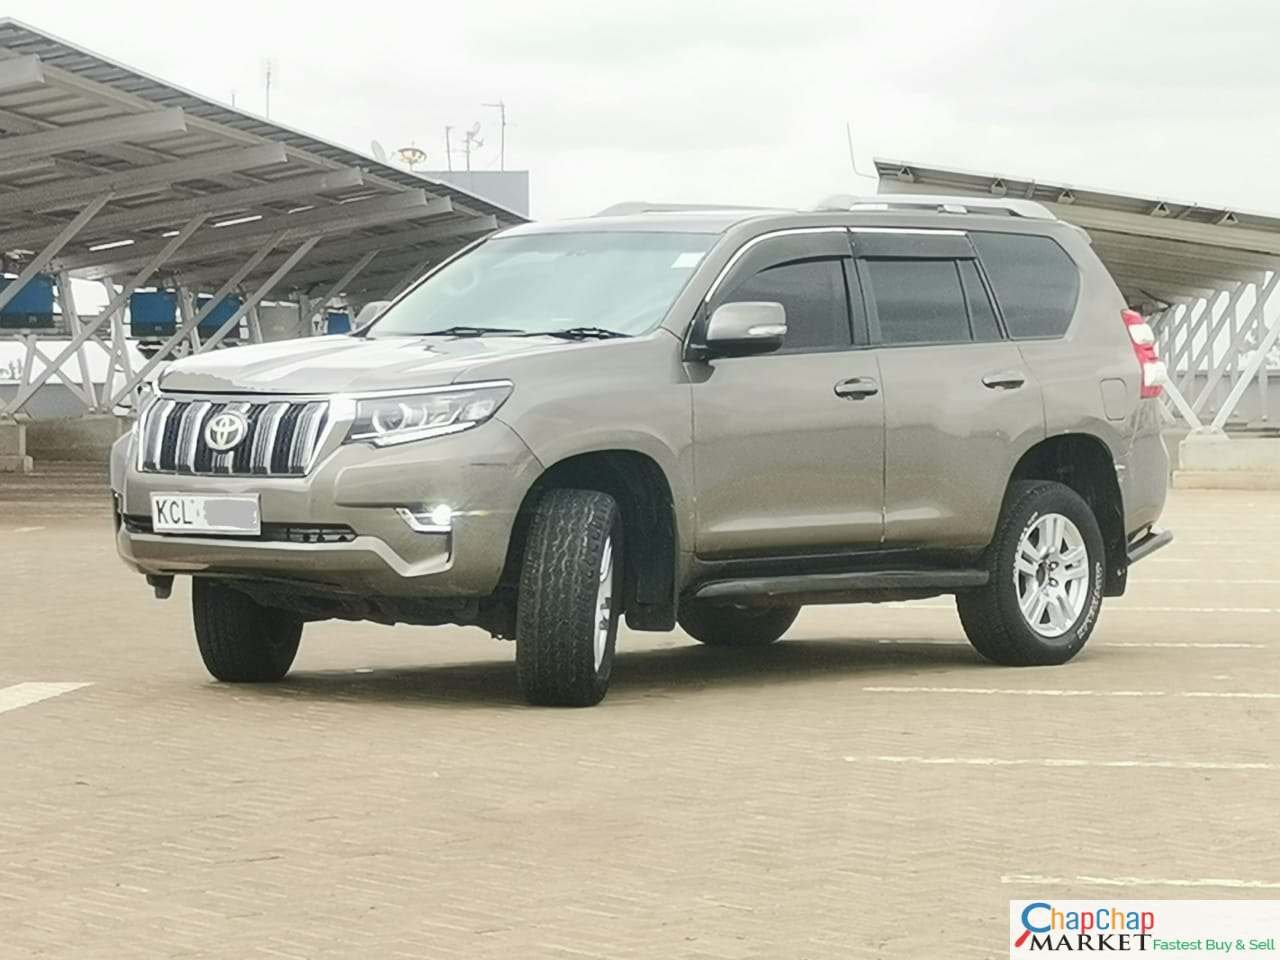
[16,0,1280,220]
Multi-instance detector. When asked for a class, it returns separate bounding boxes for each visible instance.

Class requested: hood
[158,334,578,395]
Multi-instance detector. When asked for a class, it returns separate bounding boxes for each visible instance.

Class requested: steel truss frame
[1150,268,1280,432]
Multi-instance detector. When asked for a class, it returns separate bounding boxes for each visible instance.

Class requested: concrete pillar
[0,419,33,474]
[1174,431,1280,489]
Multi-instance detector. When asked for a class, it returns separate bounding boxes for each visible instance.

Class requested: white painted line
[861,685,1280,700]
[1002,874,1280,890]
[860,638,1262,650]
[1149,557,1254,563]
[0,682,91,715]
[1109,641,1262,649]
[863,685,1163,697]
[845,755,1276,771]
[1142,578,1280,584]
[1113,605,1280,614]
[884,601,1280,614]
[12,526,44,533]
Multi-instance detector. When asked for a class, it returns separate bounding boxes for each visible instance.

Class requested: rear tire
[678,602,799,647]
[957,480,1105,666]
[192,579,302,682]
[516,489,622,707]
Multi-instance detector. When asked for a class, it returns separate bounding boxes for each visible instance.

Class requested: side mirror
[701,301,787,357]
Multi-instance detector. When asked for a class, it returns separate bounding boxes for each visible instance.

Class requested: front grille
[139,396,329,476]
[123,515,356,543]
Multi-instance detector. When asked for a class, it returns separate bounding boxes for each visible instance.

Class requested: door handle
[834,377,879,399]
[981,370,1026,390]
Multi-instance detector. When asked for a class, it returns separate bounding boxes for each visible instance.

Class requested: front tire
[516,489,623,707]
[957,480,1105,666]
[678,602,799,647]
[192,579,302,682]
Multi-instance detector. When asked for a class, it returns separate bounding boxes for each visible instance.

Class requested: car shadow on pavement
[240,638,985,709]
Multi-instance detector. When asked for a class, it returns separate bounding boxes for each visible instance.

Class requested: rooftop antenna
[261,58,276,119]
[395,143,427,172]
[845,122,877,184]
[482,100,508,170]
[443,125,454,172]
[462,122,483,173]
[370,140,388,164]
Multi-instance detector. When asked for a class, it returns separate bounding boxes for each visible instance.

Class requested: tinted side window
[865,259,969,345]
[959,260,1001,341]
[723,258,850,352]
[971,232,1080,339]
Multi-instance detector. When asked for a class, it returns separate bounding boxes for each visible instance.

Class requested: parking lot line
[0,682,91,716]
[1142,578,1280,584]
[1002,874,1280,890]
[885,601,1280,614]
[856,638,1262,649]
[844,755,1276,771]
[861,686,1280,699]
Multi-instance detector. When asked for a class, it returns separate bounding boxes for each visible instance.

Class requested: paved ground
[2,464,1278,959]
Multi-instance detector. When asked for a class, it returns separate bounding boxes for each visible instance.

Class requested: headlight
[345,382,512,447]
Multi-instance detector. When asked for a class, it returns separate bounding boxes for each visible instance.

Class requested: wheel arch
[503,448,680,630]
[1008,433,1128,596]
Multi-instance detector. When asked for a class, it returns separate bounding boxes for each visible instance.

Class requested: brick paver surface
[2,463,1278,958]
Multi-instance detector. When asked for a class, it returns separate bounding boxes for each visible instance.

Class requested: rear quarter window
[971,232,1081,339]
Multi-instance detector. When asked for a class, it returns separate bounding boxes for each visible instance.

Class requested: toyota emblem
[204,411,249,452]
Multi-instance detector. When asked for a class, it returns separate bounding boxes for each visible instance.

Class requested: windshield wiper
[418,325,523,337]
[526,326,631,340]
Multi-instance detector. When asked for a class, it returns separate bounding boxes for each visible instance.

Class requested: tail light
[1122,308,1165,399]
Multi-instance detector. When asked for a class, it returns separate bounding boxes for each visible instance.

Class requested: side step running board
[693,569,989,604]
[1127,528,1173,565]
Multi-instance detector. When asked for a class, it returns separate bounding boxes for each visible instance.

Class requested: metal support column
[54,272,97,410]
[3,214,207,417]
[1168,297,1211,388]
[1211,274,1280,429]
[0,193,111,315]
[1179,283,1247,395]
[195,236,320,353]
[383,256,434,301]
[1192,272,1280,416]
[303,250,380,334]
[108,232,288,407]
[1259,304,1270,422]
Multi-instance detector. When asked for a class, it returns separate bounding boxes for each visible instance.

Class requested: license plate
[150,493,261,536]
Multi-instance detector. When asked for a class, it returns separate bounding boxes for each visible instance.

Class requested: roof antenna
[845,122,878,184]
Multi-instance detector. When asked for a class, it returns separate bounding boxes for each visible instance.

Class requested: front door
[854,231,1045,549]
[690,230,884,557]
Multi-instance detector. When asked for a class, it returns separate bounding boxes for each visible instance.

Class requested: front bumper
[111,419,542,597]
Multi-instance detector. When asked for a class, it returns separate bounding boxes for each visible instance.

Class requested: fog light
[397,504,453,533]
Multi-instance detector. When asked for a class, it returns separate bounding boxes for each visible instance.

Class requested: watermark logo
[1013,901,1154,951]
[1009,900,1279,956]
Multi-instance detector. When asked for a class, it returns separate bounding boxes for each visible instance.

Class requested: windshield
[368,231,717,338]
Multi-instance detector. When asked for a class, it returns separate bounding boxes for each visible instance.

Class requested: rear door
[690,230,884,556]
[854,229,1046,549]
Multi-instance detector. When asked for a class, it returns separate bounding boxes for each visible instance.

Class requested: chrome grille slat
[289,402,326,473]
[142,399,174,470]
[178,401,211,472]
[257,403,289,474]
[139,395,329,477]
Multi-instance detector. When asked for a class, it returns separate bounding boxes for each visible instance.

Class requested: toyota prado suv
[110,195,1172,706]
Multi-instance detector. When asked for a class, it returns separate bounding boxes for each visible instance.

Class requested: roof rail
[592,201,772,217]
[815,193,1057,221]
